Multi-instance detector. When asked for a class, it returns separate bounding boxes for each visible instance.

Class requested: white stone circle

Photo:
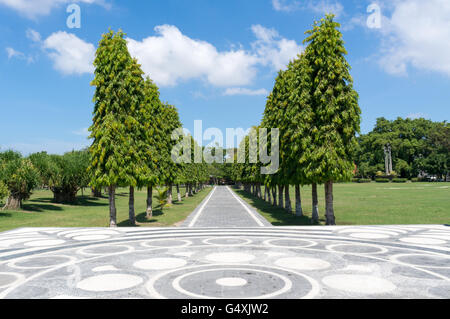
[133,258,187,270]
[76,274,143,292]
[322,274,397,294]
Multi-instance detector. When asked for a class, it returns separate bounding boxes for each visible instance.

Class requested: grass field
[234,182,450,226]
[0,186,212,233]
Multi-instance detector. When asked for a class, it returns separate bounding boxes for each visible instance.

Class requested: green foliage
[0,152,40,204]
[356,118,449,179]
[88,29,147,188]
[375,178,390,183]
[392,178,408,183]
[0,181,8,202]
[155,187,168,209]
[357,178,372,183]
[29,150,90,203]
[301,14,361,183]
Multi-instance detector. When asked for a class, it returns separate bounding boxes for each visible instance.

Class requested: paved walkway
[181,186,272,228]
[0,186,449,299]
[0,225,449,299]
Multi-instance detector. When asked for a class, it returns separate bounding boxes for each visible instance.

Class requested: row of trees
[88,30,209,227]
[0,150,89,210]
[355,117,449,180]
[232,15,361,225]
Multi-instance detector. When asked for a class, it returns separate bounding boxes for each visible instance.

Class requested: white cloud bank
[38,24,302,86]
[43,31,95,75]
[127,25,259,87]
[0,0,108,19]
[272,0,344,17]
[127,24,301,87]
[377,0,450,77]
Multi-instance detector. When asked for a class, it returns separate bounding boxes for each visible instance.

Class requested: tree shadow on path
[234,189,324,226]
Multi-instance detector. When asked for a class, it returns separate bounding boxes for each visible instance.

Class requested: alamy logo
[170,121,280,175]
[67,4,81,29]
[367,3,382,29]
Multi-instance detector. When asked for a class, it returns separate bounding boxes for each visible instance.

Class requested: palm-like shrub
[155,187,169,210]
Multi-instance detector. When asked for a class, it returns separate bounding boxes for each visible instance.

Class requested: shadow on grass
[0,212,12,218]
[29,196,108,207]
[117,209,165,227]
[234,189,324,226]
[21,203,64,213]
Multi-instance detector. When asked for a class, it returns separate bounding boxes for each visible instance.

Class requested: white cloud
[377,0,450,77]
[72,127,90,137]
[251,24,302,71]
[26,29,41,42]
[0,0,108,19]
[310,0,344,17]
[6,47,34,63]
[37,24,300,87]
[43,31,95,75]
[224,88,269,96]
[6,47,24,59]
[272,0,344,17]
[272,0,298,12]
[127,25,259,87]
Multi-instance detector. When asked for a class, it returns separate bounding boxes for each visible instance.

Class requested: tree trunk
[91,187,102,198]
[52,188,77,204]
[312,183,319,224]
[167,184,173,205]
[108,186,117,227]
[325,181,336,225]
[267,186,271,203]
[257,183,262,198]
[284,185,292,213]
[263,185,267,202]
[185,184,190,198]
[278,185,284,209]
[295,185,303,217]
[272,187,277,206]
[129,186,136,226]
[176,184,182,202]
[3,195,21,210]
[146,186,153,219]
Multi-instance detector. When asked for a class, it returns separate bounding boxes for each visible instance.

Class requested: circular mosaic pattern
[0,226,448,299]
[77,274,143,292]
[322,275,397,294]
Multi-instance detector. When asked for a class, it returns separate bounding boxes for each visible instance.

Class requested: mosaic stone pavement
[0,225,449,299]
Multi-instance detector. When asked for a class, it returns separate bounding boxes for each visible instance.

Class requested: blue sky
[1,0,449,155]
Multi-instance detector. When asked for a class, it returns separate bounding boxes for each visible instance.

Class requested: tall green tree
[139,77,165,219]
[283,54,315,217]
[88,29,146,227]
[302,15,361,225]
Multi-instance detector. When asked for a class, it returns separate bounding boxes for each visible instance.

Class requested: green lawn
[0,186,212,233]
[234,182,450,226]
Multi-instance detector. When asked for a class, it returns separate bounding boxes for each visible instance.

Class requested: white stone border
[226,186,265,227]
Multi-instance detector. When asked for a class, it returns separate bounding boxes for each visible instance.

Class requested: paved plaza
[0,186,449,299]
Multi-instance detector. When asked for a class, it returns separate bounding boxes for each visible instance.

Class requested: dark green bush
[392,178,408,183]
[411,178,419,183]
[375,178,390,183]
[358,179,372,183]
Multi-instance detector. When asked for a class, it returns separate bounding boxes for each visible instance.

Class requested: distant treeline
[355,117,449,180]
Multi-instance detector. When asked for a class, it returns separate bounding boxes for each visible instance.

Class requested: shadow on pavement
[234,188,324,226]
